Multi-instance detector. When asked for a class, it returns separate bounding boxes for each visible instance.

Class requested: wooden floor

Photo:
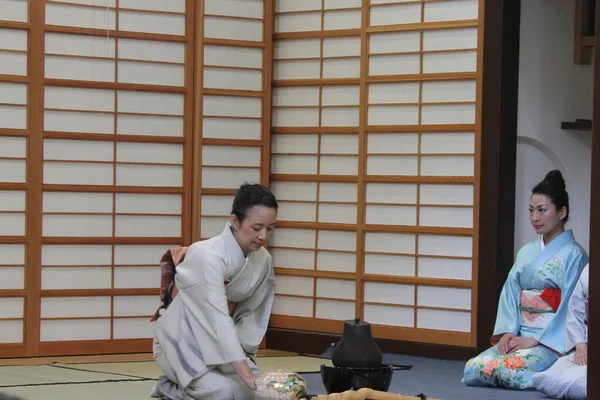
[0,349,297,366]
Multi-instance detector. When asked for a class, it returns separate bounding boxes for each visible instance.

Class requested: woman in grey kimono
[150,183,278,399]
[532,264,588,399]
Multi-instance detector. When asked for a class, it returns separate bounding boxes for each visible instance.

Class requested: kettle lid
[343,317,370,326]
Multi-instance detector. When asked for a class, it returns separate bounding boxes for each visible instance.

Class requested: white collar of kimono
[221,222,249,264]
[540,237,546,250]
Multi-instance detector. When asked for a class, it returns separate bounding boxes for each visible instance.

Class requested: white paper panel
[369,31,420,54]
[323,58,360,78]
[318,204,356,224]
[42,267,112,289]
[43,214,112,237]
[271,228,316,248]
[271,248,315,270]
[0,51,26,75]
[271,182,317,201]
[418,257,472,280]
[369,54,420,76]
[42,244,112,265]
[204,95,262,118]
[114,266,161,288]
[276,0,321,12]
[0,105,27,129]
[118,61,184,87]
[417,309,470,332]
[201,218,228,239]
[205,16,263,41]
[201,196,235,216]
[323,36,360,57]
[113,318,154,339]
[0,137,26,157]
[272,296,313,317]
[116,164,183,187]
[44,110,114,134]
[367,133,422,154]
[366,205,416,226]
[423,51,477,74]
[368,105,419,125]
[115,215,181,237]
[41,297,111,318]
[119,0,185,12]
[324,9,361,30]
[202,146,260,167]
[45,33,115,57]
[44,139,113,162]
[119,10,185,35]
[277,202,316,222]
[369,83,419,104]
[204,67,262,91]
[0,0,28,22]
[0,320,23,343]
[321,86,360,106]
[325,0,360,7]
[319,183,357,202]
[205,45,263,69]
[422,81,476,103]
[420,207,473,228]
[115,244,179,265]
[45,56,115,82]
[117,114,184,137]
[206,0,263,18]
[367,155,418,176]
[45,3,116,29]
[117,91,183,116]
[116,193,181,214]
[275,275,314,296]
[420,155,474,176]
[423,0,478,22]
[0,160,25,183]
[271,155,318,174]
[272,134,319,154]
[273,108,319,127]
[420,184,473,205]
[113,296,156,316]
[0,298,23,318]
[1,245,24,267]
[370,3,421,26]
[201,167,260,189]
[273,87,320,107]
[364,304,413,327]
[364,282,414,305]
[318,230,355,251]
[118,38,185,63]
[365,254,415,276]
[0,190,25,211]
[0,267,24,289]
[45,87,113,112]
[418,235,472,257]
[117,142,182,164]
[275,12,321,33]
[0,82,27,104]
[0,213,24,236]
[316,299,355,320]
[319,156,358,175]
[366,183,417,204]
[321,108,359,127]
[423,28,477,51]
[44,162,113,185]
[418,286,471,310]
[203,118,262,140]
[316,251,356,273]
[41,319,110,341]
[274,38,321,59]
[421,132,474,154]
[274,60,321,80]
[364,232,415,254]
[316,278,355,300]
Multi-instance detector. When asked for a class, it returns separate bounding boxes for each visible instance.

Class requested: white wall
[515,0,594,256]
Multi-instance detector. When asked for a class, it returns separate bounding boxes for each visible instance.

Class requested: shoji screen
[0,0,30,357]
[193,0,272,241]
[270,0,481,347]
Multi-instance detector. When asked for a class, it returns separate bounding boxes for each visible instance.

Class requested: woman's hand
[497,333,514,354]
[573,343,587,365]
[243,375,258,391]
[507,336,538,353]
[230,360,258,390]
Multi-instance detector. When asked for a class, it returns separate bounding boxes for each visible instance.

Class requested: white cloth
[153,224,275,399]
[532,353,586,399]
[566,264,588,352]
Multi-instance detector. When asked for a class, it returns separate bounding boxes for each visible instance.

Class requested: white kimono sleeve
[566,265,588,352]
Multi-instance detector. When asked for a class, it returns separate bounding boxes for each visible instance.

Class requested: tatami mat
[2,381,156,400]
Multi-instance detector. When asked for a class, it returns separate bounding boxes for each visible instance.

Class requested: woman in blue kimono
[462,170,588,390]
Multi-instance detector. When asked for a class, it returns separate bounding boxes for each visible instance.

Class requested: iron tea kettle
[331,317,383,368]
